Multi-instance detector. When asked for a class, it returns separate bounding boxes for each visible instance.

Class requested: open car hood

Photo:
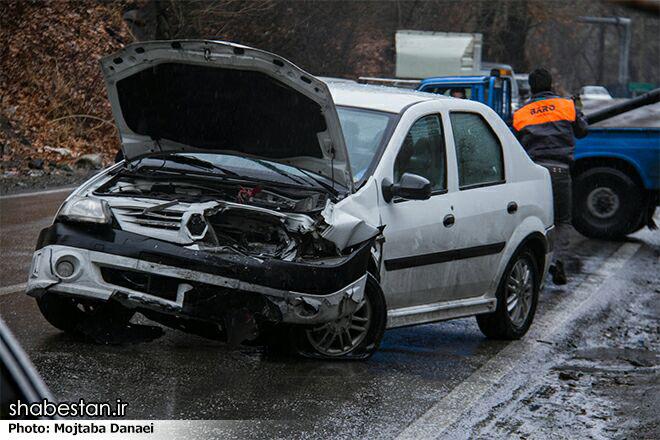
[101,40,353,190]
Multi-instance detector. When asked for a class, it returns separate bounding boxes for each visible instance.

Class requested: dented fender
[321,176,382,250]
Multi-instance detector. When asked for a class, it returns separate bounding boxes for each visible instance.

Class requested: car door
[378,112,459,309]
[444,111,517,299]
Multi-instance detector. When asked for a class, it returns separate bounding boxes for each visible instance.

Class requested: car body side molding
[383,242,506,271]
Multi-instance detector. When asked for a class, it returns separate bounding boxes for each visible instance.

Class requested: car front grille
[112,206,183,231]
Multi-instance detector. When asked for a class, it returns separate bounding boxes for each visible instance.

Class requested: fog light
[55,260,75,278]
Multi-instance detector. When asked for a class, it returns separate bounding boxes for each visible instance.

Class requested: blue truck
[418,75,514,122]
[417,76,660,239]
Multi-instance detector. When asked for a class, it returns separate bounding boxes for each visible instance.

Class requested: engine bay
[93,173,341,262]
[96,173,330,213]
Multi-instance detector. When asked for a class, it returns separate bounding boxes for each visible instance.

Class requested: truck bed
[583,100,660,128]
[575,127,660,190]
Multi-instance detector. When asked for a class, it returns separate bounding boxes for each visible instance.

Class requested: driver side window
[394,115,446,192]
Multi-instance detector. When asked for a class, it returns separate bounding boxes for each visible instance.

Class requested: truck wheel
[572,167,643,239]
[626,207,648,236]
[293,274,386,360]
[476,248,539,340]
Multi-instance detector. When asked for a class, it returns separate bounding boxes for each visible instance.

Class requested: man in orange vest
[513,68,588,284]
[513,68,588,162]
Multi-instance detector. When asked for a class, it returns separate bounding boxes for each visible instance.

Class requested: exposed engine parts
[94,175,346,262]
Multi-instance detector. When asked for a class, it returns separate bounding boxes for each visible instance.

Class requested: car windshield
[584,86,608,95]
[337,107,396,184]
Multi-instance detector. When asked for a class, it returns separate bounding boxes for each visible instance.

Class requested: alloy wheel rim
[306,296,372,356]
[506,258,534,327]
[586,187,620,219]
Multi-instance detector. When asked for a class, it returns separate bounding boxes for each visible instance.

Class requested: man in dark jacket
[513,68,588,161]
[513,68,588,284]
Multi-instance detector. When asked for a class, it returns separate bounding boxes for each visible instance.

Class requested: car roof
[317,76,357,84]
[328,82,446,113]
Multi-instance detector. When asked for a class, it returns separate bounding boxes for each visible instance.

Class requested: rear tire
[572,167,644,239]
[290,274,386,360]
[476,248,539,340]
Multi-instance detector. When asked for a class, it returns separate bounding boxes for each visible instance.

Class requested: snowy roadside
[444,241,659,440]
[476,287,658,439]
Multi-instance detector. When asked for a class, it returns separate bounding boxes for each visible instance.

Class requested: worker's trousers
[536,160,572,225]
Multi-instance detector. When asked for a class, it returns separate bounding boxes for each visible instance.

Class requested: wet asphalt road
[0,189,74,287]
[0,188,656,438]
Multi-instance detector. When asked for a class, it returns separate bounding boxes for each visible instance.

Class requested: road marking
[0,187,74,200]
[0,283,27,296]
[395,242,641,440]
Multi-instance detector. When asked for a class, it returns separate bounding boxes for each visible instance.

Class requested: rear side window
[394,115,446,191]
[450,112,504,188]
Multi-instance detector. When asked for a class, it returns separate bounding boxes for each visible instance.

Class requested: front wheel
[476,248,539,340]
[572,167,644,239]
[293,274,387,360]
[36,293,133,333]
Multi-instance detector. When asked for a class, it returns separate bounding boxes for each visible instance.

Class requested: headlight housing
[57,197,112,224]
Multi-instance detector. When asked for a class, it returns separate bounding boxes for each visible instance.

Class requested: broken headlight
[57,197,112,224]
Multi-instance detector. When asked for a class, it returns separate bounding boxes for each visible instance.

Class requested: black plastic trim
[36,222,372,296]
[384,242,506,271]
[392,188,448,204]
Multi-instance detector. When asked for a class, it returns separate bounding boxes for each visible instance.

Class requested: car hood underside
[101,40,353,189]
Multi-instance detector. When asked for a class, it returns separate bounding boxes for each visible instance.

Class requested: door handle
[507,201,518,214]
[443,214,455,227]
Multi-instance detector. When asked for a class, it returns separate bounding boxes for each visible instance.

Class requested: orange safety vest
[513,97,576,132]
[512,93,585,163]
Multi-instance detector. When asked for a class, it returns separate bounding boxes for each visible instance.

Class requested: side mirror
[382,173,432,203]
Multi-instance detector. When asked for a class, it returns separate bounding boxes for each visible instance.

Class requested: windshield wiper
[147,154,241,177]
[248,157,309,185]
[247,157,339,194]
[123,155,338,194]
[294,167,340,194]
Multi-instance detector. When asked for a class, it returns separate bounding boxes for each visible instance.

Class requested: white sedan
[580,85,613,100]
[27,40,554,359]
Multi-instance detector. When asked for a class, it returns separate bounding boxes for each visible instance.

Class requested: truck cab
[417,75,513,123]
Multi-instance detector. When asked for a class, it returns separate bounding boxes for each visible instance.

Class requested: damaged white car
[27,40,554,359]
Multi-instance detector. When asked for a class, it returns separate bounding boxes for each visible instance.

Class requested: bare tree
[127,0,659,92]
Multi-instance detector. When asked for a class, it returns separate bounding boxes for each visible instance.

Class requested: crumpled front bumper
[27,244,368,326]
